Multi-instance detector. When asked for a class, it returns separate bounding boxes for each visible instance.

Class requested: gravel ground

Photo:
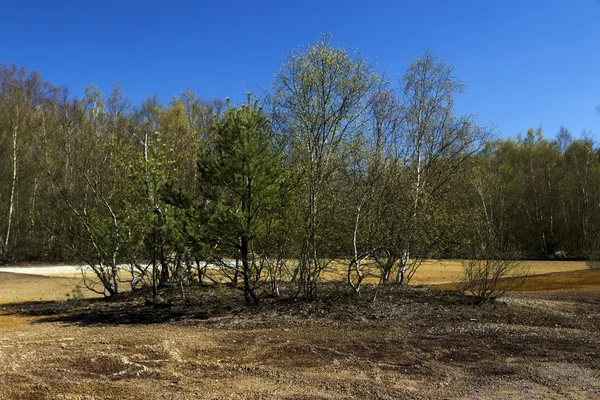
[0,269,598,399]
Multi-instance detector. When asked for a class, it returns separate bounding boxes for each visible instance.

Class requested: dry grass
[317,259,588,287]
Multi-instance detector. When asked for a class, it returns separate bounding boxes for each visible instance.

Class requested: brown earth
[0,267,598,399]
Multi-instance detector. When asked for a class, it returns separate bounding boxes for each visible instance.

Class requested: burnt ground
[0,271,599,399]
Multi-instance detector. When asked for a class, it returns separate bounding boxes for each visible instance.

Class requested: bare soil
[0,268,599,399]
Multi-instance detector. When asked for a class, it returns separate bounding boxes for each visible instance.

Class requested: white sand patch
[0,265,93,277]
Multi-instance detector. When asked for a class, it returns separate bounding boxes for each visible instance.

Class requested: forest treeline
[1,36,599,302]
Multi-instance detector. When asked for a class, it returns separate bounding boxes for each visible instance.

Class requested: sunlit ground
[0,259,590,303]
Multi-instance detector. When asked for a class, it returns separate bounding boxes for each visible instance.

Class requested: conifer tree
[198,93,284,305]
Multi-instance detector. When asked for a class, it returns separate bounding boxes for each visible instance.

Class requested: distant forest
[1,36,599,301]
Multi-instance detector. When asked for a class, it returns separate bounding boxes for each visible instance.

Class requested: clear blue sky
[2,0,599,140]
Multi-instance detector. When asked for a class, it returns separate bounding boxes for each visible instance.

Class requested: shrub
[586,251,600,270]
[459,255,528,303]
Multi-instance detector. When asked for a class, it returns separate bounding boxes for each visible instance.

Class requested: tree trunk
[241,235,259,305]
[4,125,18,259]
[271,259,280,296]
[398,133,422,284]
[348,202,364,292]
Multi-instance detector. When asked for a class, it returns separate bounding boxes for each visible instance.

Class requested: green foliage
[270,34,381,296]
[1,38,600,305]
[587,254,600,270]
[197,93,286,304]
[68,283,86,302]
[199,94,284,241]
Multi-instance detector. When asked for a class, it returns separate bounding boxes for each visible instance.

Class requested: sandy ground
[412,259,588,285]
[0,265,88,276]
[0,259,589,304]
[1,258,587,283]
[0,263,598,399]
[0,264,135,303]
[0,272,93,304]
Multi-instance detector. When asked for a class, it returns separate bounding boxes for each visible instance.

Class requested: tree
[502,129,565,256]
[381,51,487,284]
[561,137,600,257]
[39,84,136,296]
[198,93,285,305]
[270,34,380,297]
[120,93,213,296]
[340,86,401,292]
[0,65,55,260]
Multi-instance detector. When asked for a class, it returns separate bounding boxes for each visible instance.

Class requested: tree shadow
[1,283,481,327]
[1,290,244,326]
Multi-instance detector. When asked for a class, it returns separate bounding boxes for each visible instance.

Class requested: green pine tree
[198,93,285,305]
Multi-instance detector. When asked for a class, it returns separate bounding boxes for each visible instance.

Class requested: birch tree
[40,85,135,296]
[270,34,379,297]
[395,51,487,283]
[343,87,401,291]
[0,65,54,260]
[561,137,600,256]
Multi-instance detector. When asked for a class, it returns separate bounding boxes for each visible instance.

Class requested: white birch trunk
[4,124,18,257]
[399,121,422,284]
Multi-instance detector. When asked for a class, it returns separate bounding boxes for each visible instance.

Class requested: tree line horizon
[1,36,599,302]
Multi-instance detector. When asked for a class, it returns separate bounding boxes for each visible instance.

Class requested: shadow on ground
[1,283,479,326]
[1,285,248,325]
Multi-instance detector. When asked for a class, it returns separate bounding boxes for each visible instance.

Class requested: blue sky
[2,0,599,140]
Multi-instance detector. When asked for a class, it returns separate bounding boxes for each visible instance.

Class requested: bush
[586,251,600,270]
[459,256,528,303]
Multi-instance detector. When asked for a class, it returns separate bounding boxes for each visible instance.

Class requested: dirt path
[0,265,86,276]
